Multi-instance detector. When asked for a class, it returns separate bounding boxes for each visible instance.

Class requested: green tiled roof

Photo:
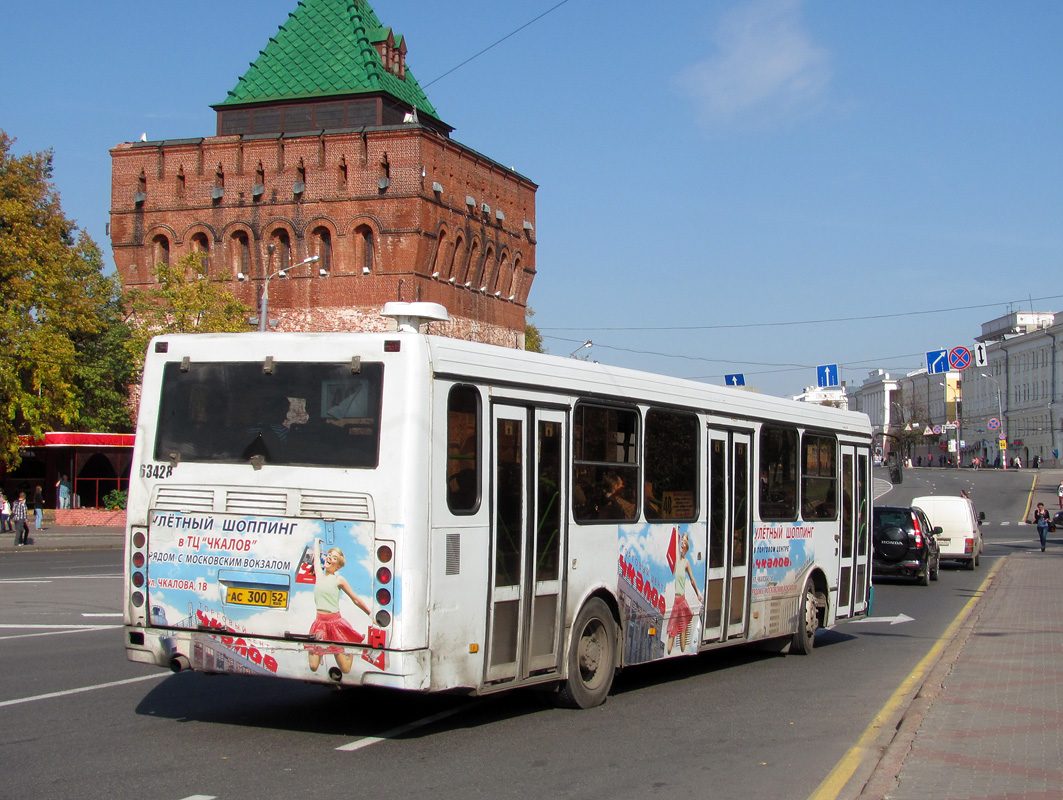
[218,0,439,118]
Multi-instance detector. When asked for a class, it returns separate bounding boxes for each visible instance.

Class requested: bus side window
[760,425,798,520]
[802,434,838,520]
[644,409,699,521]
[447,385,480,513]
[572,403,639,523]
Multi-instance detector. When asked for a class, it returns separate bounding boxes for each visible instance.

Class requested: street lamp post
[569,340,592,358]
[982,372,1004,469]
[241,255,322,331]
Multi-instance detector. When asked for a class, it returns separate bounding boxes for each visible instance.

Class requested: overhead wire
[545,333,927,379]
[540,292,1063,383]
[422,1,573,89]
[539,294,1063,333]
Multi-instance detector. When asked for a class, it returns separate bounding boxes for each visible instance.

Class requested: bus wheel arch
[553,593,620,709]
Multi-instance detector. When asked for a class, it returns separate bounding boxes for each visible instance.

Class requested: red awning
[20,432,135,448]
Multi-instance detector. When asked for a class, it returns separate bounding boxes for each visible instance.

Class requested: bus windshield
[154,361,384,468]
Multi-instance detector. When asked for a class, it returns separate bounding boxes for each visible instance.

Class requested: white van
[911,495,985,570]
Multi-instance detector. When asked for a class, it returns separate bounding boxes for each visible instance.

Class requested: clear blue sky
[4,0,1061,396]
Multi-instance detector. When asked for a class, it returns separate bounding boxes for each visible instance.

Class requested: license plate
[225,586,288,608]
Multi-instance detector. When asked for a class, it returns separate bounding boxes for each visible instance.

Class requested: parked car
[910,494,985,570]
[1051,509,1063,532]
[873,505,940,585]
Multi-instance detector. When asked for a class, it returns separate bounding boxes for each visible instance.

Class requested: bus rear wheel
[791,579,819,655]
[554,598,616,709]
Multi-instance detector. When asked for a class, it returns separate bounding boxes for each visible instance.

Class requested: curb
[0,526,124,554]
[2,543,123,553]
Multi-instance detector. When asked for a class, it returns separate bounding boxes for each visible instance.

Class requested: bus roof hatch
[381,302,450,333]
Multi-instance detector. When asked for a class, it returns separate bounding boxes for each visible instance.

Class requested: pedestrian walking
[1034,502,1051,552]
[32,485,44,531]
[12,491,29,546]
[1057,479,1062,510]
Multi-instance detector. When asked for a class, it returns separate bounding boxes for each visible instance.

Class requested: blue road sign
[926,349,949,374]
[949,346,971,370]
[724,374,746,386]
[817,364,839,388]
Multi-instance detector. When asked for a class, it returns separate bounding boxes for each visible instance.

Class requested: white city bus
[124,302,875,708]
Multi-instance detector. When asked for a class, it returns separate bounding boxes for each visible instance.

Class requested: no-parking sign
[949,346,971,370]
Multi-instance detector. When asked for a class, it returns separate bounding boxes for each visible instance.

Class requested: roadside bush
[103,489,127,510]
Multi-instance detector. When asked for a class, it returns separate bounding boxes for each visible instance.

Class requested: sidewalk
[0,524,124,552]
[855,549,1063,799]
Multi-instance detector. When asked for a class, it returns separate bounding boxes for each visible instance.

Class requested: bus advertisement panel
[751,522,815,599]
[617,524,704,664]
[144,510,395,681]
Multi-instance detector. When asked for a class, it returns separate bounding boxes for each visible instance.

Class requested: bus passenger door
[851,449,870,615]
[836,446,857,619]
[485,405,565,684]
[526,410,565,674]
[702,430,752,643]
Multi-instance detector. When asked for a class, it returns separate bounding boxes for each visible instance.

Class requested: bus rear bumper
[125,627,430,692]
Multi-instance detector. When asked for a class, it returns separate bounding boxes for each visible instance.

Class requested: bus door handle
[834,534,841,542]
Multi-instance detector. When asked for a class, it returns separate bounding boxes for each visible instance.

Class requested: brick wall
[55,509,127,527]
[111,125,536,344]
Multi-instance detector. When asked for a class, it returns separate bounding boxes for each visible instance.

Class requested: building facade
[963,311,1061,467]
[110,0,536,345]
[850,311,1063,469]
[850,368,960,466]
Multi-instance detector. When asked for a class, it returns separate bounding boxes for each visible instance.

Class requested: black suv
[873,505,941,585]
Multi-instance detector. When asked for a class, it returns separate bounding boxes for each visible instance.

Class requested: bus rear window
[154,361,384,468]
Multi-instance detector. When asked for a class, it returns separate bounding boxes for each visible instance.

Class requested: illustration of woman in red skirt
[666,532,703,654]
[306,538,372,674]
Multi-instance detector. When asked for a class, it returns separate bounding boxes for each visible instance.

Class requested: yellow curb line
[807,559,1003,800]
[1021,473,1038,523]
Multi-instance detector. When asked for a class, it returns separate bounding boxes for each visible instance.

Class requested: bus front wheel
[555,598,616,709]
[791,579,819,655]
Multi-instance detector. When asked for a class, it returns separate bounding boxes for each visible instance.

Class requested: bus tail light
[128,525,149,621]
[373,540,396,630]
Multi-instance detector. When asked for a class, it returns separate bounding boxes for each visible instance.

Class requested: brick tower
[110,0,536,345]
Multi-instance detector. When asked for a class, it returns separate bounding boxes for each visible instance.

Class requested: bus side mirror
[886,452,903,485]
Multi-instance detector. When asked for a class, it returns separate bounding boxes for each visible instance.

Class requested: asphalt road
[0,468,1039,800]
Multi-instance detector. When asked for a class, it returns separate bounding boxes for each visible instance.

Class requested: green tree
[524,306,544,353]
[125,251,251,374]
[0,132,122,467]
[72,281,137,433]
